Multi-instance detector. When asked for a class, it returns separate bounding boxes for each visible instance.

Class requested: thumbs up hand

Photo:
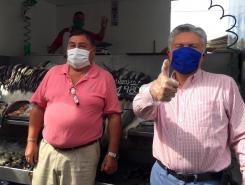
[150,59,179,102]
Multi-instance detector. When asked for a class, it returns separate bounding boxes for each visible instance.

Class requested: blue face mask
[170,47,202,74]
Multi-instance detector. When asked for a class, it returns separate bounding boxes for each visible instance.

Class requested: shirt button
[178,119,184,124]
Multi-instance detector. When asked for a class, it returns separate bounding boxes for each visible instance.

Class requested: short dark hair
[69,29,95,46]
[73,11,84,18]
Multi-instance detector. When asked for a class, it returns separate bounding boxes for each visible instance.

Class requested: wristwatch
[107,152,119,160]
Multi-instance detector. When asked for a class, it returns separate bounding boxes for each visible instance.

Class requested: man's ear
[202,49,207,56]
[92,46,97,56]
[89,46,96,63]
[200,52,207,66]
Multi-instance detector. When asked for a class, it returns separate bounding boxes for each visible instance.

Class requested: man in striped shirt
[133,24,245,185]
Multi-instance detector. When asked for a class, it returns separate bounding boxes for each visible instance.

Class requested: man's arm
[107,113,121,154]
[98,16,108,41]
[48,28,70,54]
[88,16,108,41]
[226,78,245,184]
[101,113,121,174]
[133,60,178,121]
[25,104,44,165]
[133,83,158,120]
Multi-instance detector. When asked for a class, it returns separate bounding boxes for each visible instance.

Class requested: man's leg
[58,141,100,185]
[32,140,58,185]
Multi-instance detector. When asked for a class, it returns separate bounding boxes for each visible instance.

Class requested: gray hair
[168,24,207,50]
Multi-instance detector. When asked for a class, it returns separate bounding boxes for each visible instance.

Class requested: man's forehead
[68,36,93,48]
[69,35,89,42]
[68,40,88,44]
[173,41,201,45]
[173,32,202,42]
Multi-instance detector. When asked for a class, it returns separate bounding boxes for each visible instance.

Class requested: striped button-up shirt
[133,69,245,183]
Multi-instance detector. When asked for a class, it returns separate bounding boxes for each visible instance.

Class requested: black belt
[54,139,99,151]
[156,160,223,183]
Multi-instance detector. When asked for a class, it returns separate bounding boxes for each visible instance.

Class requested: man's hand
[101,16,108,30]
[101,154,118,174]
[150,59,179,102]
[25,141,38,165]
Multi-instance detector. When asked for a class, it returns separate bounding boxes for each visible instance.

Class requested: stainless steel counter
[0,167,32,184]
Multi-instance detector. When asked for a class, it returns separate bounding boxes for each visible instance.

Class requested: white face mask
[67,48,90,69]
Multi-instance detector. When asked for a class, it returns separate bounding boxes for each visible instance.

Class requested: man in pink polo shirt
[133,24,245,185]
[25,30,122,185]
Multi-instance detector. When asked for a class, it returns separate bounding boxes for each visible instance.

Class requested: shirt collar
[184,68,203,87]
[173,68,203,89]
[191,68,202,82]
[60,63,98,79]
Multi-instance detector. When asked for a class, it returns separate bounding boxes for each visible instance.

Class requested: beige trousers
[32,140,100,185]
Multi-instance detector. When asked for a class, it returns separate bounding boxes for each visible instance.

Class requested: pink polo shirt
[31,64,121,148]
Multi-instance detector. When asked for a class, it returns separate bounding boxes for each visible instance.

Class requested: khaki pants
[32,140,100,185]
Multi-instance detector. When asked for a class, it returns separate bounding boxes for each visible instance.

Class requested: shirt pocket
[185,101,220,128]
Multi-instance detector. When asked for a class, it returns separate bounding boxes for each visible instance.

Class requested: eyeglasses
[70,87,79,105]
